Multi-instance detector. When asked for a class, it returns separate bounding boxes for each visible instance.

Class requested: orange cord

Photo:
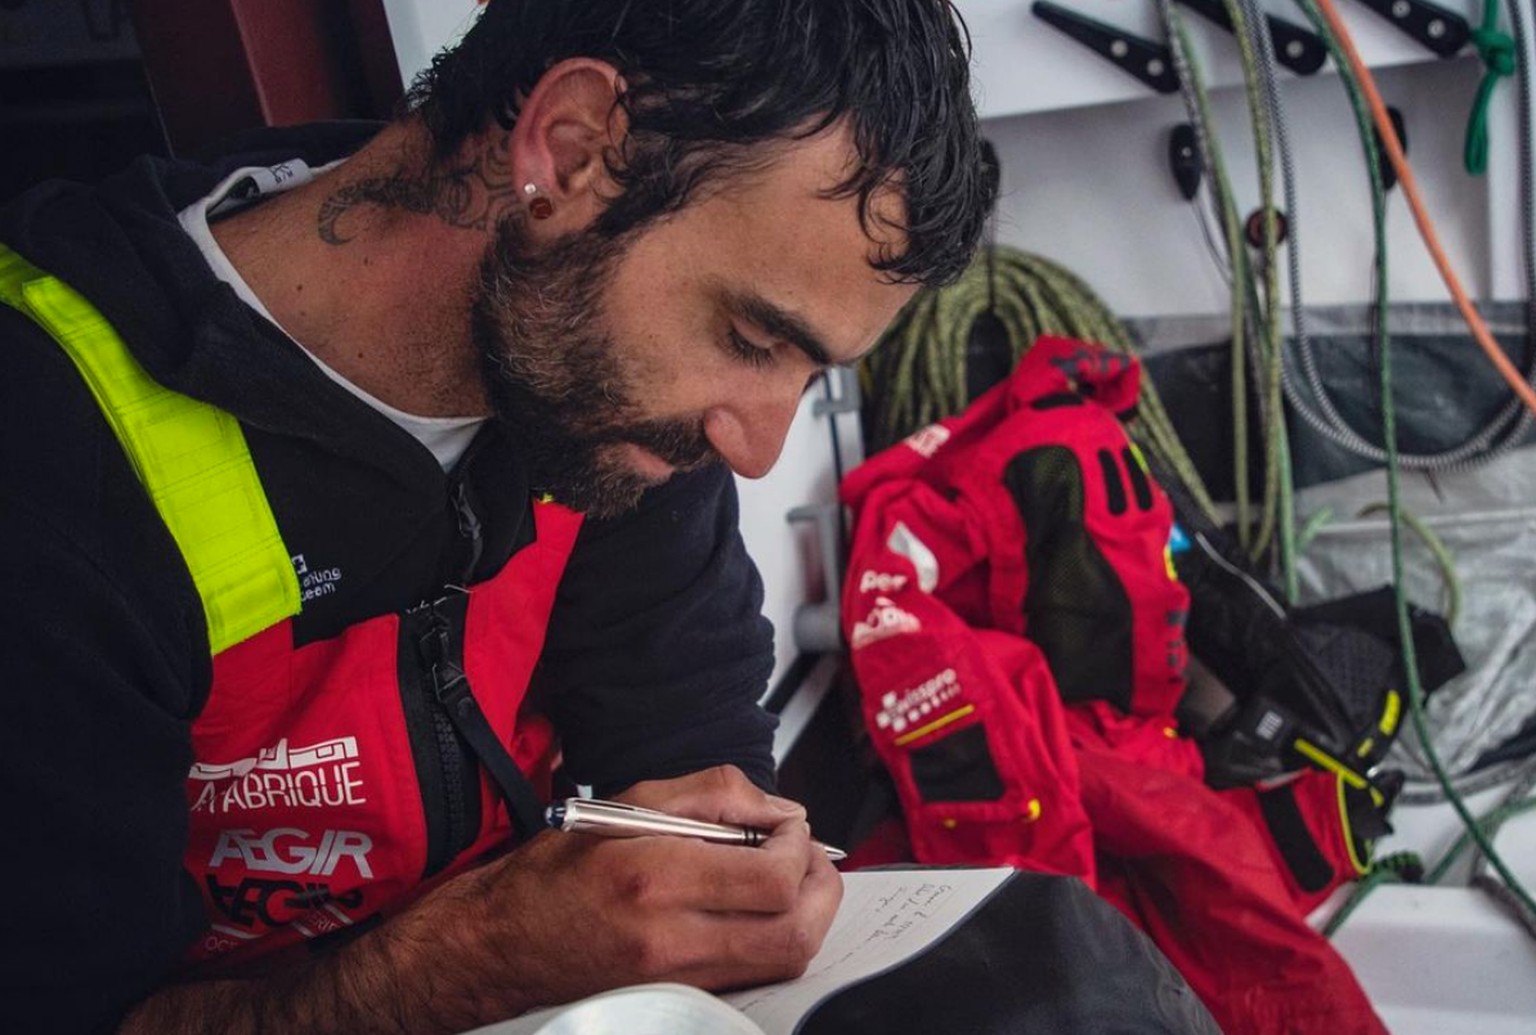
[1311,0,1536,418]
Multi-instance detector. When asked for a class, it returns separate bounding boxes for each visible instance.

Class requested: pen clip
[579,799,714,824]
[577,799,666,815]
[547,797,660,830]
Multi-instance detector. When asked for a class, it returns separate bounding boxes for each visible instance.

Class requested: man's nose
[702,377,809,480]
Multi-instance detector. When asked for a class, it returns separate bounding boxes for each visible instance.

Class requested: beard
[471,217,718,519]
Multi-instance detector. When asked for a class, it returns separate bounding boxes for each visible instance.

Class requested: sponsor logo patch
[873,668,961,734]
[904,424,951,459]
[190,737,367,815]
[291,552,344,603]
[851,596,922,650]
[858,570,909,594]
[208,827,375,879]
[201,827,375,949]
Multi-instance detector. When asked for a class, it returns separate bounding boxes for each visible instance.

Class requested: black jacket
[0,123,776,1034]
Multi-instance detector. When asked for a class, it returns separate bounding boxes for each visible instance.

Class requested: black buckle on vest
[417,592,547,842]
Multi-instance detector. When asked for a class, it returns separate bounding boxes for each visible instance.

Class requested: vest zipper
[399,594,481,879]
[421,590,551,842]
[399,479,549,877]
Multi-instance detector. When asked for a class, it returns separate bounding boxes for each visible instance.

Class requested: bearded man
[0,2,990,1032]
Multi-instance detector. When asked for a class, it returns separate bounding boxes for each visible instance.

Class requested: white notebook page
[721,866,1014,1035]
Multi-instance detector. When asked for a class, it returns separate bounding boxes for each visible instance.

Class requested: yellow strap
[0,244,299,653]
[1291,736,1369,791]
[1335,773,1372,877]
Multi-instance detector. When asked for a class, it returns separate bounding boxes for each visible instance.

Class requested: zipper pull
[417,603,468,705]
[450,480,484,582]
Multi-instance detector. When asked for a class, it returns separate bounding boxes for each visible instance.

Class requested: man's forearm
[119,876,531,1035]
[117,769,835,1035]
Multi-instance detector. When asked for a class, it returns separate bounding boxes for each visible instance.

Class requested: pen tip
[544,804,564,828]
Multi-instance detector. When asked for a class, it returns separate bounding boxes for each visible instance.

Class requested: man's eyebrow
[727,290,836,367]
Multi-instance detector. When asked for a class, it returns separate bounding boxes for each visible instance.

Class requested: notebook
[464,867,1014,1035]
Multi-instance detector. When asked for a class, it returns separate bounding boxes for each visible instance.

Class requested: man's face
[471,221,709,517]
[472,128,916,518]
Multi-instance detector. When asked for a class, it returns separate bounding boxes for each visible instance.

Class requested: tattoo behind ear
[316,142,521,245]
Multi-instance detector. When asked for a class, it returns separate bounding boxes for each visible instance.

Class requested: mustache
[611,417,718,471]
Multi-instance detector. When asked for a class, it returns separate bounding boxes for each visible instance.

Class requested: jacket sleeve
[841,475,1097,881]
[0,307,210,1035]
[536,463,779,795]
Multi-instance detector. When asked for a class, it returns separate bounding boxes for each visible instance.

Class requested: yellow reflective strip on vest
[0,244,300,653]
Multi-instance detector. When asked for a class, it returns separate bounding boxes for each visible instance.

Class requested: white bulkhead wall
[377,0,1526,691]
[960,0,1511,315]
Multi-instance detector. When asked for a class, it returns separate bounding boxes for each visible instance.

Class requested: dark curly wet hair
[405,0,992,286]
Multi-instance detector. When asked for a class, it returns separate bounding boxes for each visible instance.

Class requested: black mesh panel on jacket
[1004,446,1134,712]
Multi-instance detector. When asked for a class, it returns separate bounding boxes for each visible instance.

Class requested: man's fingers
[668,853,844,989]
[563,768,843,992]
[780,819,842,950]
[585,823,814,915]
[607,900,825,989]
[491,801,845,1001]
[618,765,806,829]
[698,911,828,986]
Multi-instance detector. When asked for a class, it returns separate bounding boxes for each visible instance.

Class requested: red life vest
[184,500,583,970]
[0,242,586,973]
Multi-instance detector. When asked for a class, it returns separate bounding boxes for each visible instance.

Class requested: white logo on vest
[190,736,368,815]
[291,552,344,603]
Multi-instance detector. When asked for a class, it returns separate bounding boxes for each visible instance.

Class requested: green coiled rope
[859,245,1220,526]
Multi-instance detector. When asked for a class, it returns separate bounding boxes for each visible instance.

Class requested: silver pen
[545,797,847,862]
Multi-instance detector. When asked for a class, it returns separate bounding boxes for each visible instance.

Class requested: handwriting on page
[721,869,1011,1035]
[874,882,948,936]
[806,881,954,975]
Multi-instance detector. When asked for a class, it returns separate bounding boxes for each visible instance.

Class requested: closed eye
[724,326,775,369]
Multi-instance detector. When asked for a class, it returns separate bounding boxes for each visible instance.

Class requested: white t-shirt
[178,161,485,471]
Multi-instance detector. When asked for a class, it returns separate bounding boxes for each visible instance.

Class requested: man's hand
[400,765,843,1020]
[120,766,841,1035]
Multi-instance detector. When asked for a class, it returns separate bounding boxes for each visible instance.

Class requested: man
[0,2,989,1032]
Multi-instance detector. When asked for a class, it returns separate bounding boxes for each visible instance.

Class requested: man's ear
[507,58,628,233]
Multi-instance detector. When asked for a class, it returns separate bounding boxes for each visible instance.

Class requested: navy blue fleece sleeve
[0,307,210,1035]
[537,464,779,795]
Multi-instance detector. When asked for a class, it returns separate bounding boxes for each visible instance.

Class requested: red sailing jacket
[842,336,1388,1035]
